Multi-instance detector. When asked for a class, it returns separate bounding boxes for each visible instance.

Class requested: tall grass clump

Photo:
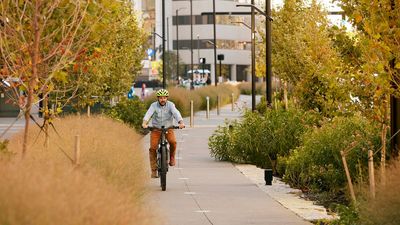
[144,84,240,117]
[209,109,319,172]
[237,81,267,95]
[357,160,400,225]
[284,116,381,204]
[1,116,155,225]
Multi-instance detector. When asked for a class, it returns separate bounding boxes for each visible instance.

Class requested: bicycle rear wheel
[160,146,168,191]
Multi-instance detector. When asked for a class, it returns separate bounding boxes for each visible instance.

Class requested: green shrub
[315,204,359,225]
[209,109,320,172]
[284,116,382,201]
[106,97,147,133]
[209,120,242,162]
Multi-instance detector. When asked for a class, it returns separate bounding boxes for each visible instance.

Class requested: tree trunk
[380,95,389,185]
[22,0,41,157]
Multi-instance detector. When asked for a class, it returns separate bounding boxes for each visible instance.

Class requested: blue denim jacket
[143,101,183,128]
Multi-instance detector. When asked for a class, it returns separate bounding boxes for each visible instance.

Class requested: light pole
[190,0,194,89]
[231,20,256,110]
[162,0,166,89]
[251,0,255,111]
[237,3,273,107]
[176,8,185,84]
[212,0,217,86]
[197,34,200,66]
[266,0,272,106]
[167,17,170,52]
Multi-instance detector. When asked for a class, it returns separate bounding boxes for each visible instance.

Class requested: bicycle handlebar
[146,126,184,131]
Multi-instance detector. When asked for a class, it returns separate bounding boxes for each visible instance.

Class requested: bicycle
[148,125,181,191]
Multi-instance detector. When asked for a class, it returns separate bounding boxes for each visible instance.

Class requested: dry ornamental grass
[0,116,156,225]
[358,160,400,225]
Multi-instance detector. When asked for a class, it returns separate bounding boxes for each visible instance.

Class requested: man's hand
[142,121,148,129]
[178,121,185,129]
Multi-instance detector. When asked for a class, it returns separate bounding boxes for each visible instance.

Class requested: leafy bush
[106,97,147,133]
[315,204,359,225]
[284,116,382,201]
[208,120,241,162]
[209,109,320,172]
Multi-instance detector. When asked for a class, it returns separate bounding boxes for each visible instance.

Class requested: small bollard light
[264,169,273,185]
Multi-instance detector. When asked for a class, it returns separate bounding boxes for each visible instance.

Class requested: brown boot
[151,170,159,178]
[149,150,158,178]
[169,149,176,166]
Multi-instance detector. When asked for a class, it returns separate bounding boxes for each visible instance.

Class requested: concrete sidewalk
[145,95,313,225]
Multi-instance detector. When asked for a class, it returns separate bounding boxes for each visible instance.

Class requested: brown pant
[149,129,177,171]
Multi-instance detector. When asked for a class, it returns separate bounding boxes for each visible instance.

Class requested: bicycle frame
[149,126,180,191]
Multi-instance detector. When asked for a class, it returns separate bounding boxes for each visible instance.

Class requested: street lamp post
[167,17,170,52]
[176,10,179,84]
[176,8,185,84]
[236,3,273,110]
[212,0,217,86]
[266,0,272,106]
[162,0,166,89]
[251,0,256,111]
[190,0,194,89]
[197,34,200,66]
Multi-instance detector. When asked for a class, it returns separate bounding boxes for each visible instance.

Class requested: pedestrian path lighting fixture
[264,169,273,185]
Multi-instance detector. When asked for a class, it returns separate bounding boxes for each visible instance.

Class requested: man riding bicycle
[142,89,185,178]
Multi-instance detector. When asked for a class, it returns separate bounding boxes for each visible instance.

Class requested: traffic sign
[147,48,155,57]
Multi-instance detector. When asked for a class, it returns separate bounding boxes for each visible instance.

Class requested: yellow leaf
[56,107,63,114]
[53,70,68,83]
[395,62,400,69]
[377,63,385,72]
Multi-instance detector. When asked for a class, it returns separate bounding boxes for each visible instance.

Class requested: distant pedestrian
[141,83,146,101]
[127,85,135,99]
[206,76,211,85]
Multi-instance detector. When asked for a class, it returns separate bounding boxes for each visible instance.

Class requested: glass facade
[172,15,250,26]
[173,39,251,50]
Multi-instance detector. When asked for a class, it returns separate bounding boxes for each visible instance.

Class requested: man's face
[158,96,168,105]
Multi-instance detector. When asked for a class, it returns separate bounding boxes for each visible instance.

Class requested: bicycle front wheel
[160,146,168,191]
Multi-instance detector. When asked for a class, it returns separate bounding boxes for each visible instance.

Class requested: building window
[173,39,250,50]
[172,15,248,25]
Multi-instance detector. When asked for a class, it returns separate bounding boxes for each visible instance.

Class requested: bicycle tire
[160,145,168,191]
